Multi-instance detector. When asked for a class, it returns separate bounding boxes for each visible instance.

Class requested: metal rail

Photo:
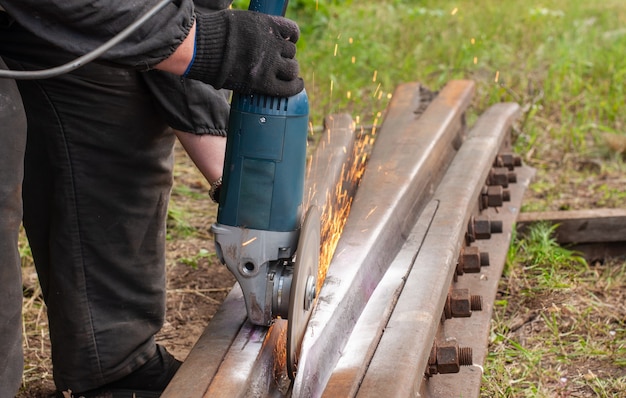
[162,80,533,398]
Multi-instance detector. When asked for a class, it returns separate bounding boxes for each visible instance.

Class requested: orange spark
[365,206,377,219]
[242,237,257,246]
[373,83,381,98]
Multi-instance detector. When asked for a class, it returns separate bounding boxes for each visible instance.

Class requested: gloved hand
[185,9,304,97]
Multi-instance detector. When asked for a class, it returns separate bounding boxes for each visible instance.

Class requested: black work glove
[185,9,304,97]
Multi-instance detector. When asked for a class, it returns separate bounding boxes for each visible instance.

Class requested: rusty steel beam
[292,80,475,397]
[162,114,360,398]
[322,200,439,398]
[354,103,521,397]
[421,165,534,397]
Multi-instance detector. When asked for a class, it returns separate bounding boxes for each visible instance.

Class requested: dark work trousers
[1,26,176,392]
[0,56,27,398]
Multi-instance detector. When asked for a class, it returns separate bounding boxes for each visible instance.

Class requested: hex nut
[436,342,461,374]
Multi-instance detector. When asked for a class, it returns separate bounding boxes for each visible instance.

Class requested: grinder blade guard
[211,0,318,330]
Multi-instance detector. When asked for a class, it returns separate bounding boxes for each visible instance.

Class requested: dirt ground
[16,123,625,397]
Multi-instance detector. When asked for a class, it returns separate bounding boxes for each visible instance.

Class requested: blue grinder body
[217,91,309,231]
[218,0,307,232]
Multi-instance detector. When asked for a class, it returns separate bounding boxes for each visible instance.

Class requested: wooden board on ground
[517,208,626,260]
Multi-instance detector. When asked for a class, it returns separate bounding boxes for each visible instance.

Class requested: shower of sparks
[471,37,475,45]
[372,70,378,82]
[494,70,500,83]
[271,323,291,391]
[365,206,377,220]
[451,7,458,15]
[351,56,356,64]
[347,91,352,99]
[308,129,372,291]
[474,56,478,64]
[334,43,338,56]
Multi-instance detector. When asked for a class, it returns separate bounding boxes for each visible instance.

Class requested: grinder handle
[248,0,289,17]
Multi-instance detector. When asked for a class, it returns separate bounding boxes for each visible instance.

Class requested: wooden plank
[517,208,626,244]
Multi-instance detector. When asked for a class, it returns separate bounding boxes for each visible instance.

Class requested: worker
[0,1,303,397]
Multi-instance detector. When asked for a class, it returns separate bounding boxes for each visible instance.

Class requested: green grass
[234,0,626,212]
[284,1,625,134]
[486,222,626,397]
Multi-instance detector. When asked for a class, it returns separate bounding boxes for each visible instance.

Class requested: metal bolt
[457,246,490,274]
[466,216,503,242]
[444,288,483,318]
[426,341,474,376]
[480,185,511,209]
[493,152,522,170]
[488,167,517,187]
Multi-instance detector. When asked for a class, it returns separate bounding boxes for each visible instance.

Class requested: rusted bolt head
[459,246,481,273]
[472,217,503,240]
[489,167,511,187]
[486,185,504,207]
[436,342,461,374]
[473,218,493,239]
[499,153,522,170]
[426,341,474,376]
[450,289,472,317]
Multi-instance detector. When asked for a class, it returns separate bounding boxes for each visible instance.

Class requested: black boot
[58,345,181,398]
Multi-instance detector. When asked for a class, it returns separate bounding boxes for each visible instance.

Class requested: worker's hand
[185,9,304,97]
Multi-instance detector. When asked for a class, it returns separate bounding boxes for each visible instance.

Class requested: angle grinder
[211,0,320,378]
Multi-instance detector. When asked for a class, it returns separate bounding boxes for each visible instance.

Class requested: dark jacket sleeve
[0,0,195,69]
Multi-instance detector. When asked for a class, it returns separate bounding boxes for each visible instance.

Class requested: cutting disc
[287,205,321,378]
